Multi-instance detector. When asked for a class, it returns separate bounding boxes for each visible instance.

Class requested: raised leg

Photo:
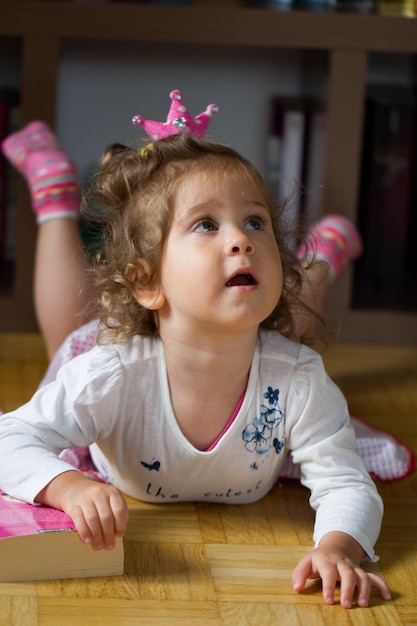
[294,214,363,343]
[2,121,93,359]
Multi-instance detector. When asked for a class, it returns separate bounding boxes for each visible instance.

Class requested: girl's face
[156,167,283,338]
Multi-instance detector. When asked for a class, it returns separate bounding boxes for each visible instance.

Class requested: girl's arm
[0,347,122,505]
[285,349,391,606]
[36,471,128,550]
[287,353,384,561]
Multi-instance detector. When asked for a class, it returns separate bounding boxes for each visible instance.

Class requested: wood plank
[37,598,222,626]
[322,49,368,331]
[1,3,417,53]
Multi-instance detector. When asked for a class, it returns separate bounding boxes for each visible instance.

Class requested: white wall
[56,40,306,183]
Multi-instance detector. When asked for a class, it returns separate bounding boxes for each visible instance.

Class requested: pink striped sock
[297,215,363,278]
[1,121,80,224]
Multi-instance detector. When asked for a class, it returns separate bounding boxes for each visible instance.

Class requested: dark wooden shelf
[1,2,417,53]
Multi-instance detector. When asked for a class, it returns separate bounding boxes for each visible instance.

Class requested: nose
[231,243,253,254]
[227,228,254,255]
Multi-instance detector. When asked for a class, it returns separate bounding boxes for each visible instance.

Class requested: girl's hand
[36,471,128,550]
[292,531,392,608]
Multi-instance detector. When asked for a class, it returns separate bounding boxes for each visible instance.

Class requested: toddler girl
[0,101,390,608]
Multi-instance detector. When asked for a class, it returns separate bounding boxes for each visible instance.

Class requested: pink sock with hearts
[1,121,80,224]
[297,214,363,279]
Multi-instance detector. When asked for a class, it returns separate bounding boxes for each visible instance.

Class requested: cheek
[160,251,197,296]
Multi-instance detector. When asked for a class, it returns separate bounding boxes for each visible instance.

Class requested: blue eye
[195,219,216,232]
[246,217,264,231]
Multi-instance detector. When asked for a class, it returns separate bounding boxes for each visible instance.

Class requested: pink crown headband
[132,89,218,141]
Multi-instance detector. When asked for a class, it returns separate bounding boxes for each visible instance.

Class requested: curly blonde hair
[82,133,322,347]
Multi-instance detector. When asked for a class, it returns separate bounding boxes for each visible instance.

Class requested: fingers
[292,555,312,592]
[64,484,128,550]
[340,566,392,608]
[320,564,339,606]
[323,563,391,608]
[293,551,392,608]
[92,490,128,549]
[292,553,320,592]
[367,572,392,602]
[338,564,370,608]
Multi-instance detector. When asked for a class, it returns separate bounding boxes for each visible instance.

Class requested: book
[245,0,335,9]
[353,85,416,311]
[267,97,307,227]
[378,0,415,17]
[0,490,124,582]
[0,90,19,276]
[267,96,326,228]
[335,0,376,12]
[303,108,327,227]
[266,98,285,205]
[0,98,10,260]
[2,101,19,263]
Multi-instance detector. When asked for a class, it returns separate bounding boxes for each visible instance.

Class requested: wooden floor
[0,333,416,625]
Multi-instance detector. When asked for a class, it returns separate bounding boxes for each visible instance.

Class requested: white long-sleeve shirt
[0,329,382,559]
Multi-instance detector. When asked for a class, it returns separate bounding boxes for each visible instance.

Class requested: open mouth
[226,273,257,287]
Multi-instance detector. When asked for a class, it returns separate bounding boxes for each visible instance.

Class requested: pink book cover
[0,490,75,539]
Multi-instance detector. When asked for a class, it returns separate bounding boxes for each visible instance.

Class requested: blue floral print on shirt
[242,386,284,460]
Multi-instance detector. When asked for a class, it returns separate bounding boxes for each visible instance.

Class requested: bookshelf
[0,1,416,344]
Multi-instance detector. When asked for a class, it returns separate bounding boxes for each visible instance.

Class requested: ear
[125,259,166,311]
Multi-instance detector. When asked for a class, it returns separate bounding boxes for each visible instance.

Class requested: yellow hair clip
[139,142,154,159]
